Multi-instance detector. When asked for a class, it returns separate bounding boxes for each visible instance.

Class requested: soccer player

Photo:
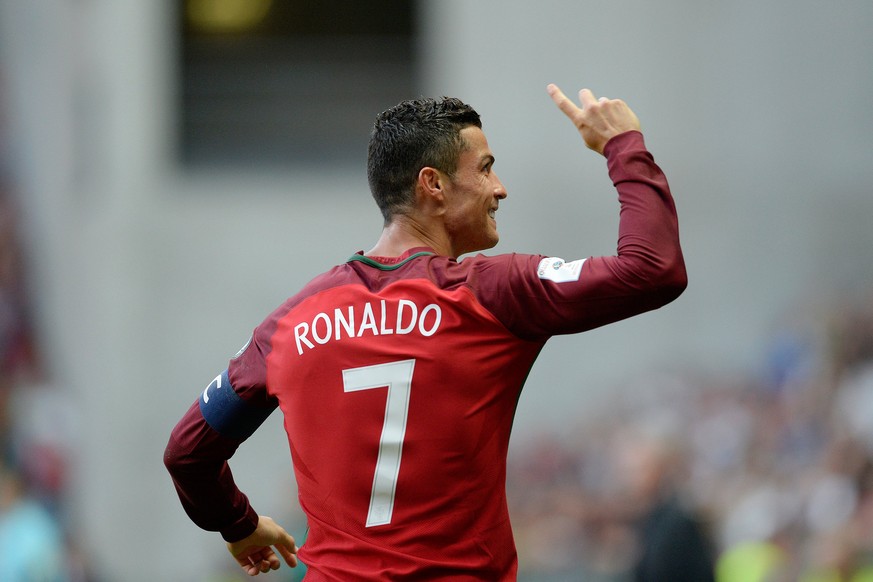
[164,83,687,580]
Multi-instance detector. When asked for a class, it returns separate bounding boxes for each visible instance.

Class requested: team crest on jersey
[537,257,585,283]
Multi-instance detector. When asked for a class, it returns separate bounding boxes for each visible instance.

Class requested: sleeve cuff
[602,130,644,158]
[220,506,259,542]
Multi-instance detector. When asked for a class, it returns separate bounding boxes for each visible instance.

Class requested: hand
[547,84,641,155]
[226,515,298,576]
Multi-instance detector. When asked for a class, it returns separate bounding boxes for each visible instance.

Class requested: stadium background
[1,0,872,580]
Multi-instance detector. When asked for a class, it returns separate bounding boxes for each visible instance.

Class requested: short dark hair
[367,97,482,223]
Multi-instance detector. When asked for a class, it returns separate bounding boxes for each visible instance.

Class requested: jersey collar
[347,247,437,271]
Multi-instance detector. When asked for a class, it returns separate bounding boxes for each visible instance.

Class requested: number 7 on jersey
[342,359,415,527]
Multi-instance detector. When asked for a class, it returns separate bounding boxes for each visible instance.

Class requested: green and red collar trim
[347,248,437,271]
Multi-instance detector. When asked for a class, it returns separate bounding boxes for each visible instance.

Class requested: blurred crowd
[509,290,873,581]
[0,185,88,580]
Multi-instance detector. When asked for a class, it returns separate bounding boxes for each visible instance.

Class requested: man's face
[441,126,507,257]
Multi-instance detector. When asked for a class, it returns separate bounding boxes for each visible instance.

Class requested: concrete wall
[2,0,872,579]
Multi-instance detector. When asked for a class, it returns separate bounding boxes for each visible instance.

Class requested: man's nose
[494,174,507,199]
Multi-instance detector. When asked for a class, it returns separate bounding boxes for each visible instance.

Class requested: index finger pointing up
[547,83,581,119]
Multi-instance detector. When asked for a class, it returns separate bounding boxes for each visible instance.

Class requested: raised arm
[469,85,686,339]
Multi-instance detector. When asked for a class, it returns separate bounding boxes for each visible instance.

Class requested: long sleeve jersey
[164,131,687,581]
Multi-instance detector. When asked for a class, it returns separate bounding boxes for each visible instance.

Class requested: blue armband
[199,369,274,441]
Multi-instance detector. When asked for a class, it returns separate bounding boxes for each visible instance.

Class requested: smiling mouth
[488,209,497,219]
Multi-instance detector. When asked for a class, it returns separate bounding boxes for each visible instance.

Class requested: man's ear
[417,166,446,207]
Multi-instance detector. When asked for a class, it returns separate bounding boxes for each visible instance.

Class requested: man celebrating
[165,83,687,580]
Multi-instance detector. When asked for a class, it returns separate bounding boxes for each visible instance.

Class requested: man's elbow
[622,249,687,308]
[163,426,202,477]
[163,434,186,476]
[650,257,688,306]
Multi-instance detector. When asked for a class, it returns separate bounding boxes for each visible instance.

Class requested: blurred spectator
[715,537,790,582]
[611,429,716,581]
[0,461,67,581]
[0,168,83,578]
[801,528,873,582]
[0,188,40,385]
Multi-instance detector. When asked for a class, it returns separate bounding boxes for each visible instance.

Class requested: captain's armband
[199,369,274,441]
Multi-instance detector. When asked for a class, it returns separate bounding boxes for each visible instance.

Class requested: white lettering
[294,322,314,355]
[312,312,332,345]
[295,298,443,355]
[379,299,394,335]
[202,373,222,403]
[335,305,354,340]
[396,300,417,335]
[419,304,442,336]
[358,303,378,336]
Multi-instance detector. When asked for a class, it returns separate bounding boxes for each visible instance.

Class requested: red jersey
[165,131,687,580]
